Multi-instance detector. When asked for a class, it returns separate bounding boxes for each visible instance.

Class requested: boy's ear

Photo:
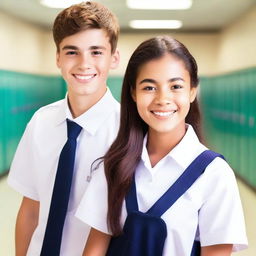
[110,49,120,69]
[56,51,60,68]
[190,86,198,103]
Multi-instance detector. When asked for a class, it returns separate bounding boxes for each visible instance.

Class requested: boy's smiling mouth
[73,74,97,81]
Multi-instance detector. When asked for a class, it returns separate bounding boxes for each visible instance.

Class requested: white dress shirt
[8,88,120,256]
[76,125,248,256]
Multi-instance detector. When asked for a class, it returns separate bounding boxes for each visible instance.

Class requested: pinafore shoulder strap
[126,150,224,217]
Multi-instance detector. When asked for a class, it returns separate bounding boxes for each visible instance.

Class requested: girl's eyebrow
[139,77,185,84]
[139,78,156,84]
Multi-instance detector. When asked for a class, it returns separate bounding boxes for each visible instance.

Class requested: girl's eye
[171,84,182,90]
[143,86,156,91]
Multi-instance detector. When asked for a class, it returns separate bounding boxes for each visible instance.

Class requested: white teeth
[153,111,176,117]
[75,74,95,80]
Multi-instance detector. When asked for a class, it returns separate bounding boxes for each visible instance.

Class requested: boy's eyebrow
[139,77,185,84]
[61,45,107,51]
[62,45,79,51]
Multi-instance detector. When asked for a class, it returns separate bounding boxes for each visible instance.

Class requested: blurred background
[0,0,256,255]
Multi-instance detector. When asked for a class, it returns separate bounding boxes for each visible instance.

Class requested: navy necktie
[40,119,82,256]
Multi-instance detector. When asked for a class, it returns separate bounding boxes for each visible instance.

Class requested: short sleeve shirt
[76,125,248,256]
[8,88,120,256]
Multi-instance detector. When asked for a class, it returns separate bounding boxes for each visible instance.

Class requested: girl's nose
[155,90,172,105]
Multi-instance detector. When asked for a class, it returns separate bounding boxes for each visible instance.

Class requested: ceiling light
[129,20,182,29]
[127,0,192,10]
[40,0,86,8]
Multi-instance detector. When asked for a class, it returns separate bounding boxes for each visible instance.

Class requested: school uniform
[76,124,248,256]
[8,88,120,256]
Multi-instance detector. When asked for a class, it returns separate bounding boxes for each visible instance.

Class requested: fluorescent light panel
[127,0,192,10]
[130,20,182,29]
[40,0,86,8]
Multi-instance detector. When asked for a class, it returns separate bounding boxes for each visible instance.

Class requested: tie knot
[67,119,82,140]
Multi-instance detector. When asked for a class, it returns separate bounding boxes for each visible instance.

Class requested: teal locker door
[107,76,123,102]
[216,76,226,154]
[248,69,256,187]
[0,70,67,176]
[238,71,246,179]
[233,73,241,174]
[0,73,6,175]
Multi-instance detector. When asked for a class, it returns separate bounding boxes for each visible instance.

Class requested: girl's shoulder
[197,152,238,202]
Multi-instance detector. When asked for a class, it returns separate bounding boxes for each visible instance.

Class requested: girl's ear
[190,86,198,103]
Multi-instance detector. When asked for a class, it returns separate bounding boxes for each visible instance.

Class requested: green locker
[0,70,66,176]
[107,76,123,102]
[200,67,256,190]
[0,76,6,175]
[248,70,256,187]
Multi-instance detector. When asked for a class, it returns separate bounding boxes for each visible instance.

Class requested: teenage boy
[8,2,120,255]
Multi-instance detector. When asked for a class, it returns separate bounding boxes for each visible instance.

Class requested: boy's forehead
[59,29,111,51]
[61,45,108,51]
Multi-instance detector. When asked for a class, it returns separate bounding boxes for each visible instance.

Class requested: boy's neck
[67,89,107,118]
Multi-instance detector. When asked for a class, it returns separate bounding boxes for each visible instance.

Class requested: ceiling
[1,0,256,32]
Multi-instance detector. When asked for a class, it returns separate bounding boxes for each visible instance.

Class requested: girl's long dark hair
[104,36,202,236]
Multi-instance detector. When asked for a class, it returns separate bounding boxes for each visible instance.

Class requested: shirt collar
[169,124,202,169]
[54,88,119,135]
[141,125,202,170]
[53,93,68,126]
[141,134,152,169]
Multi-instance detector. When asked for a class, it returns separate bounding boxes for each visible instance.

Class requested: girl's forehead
[137,54,188,77]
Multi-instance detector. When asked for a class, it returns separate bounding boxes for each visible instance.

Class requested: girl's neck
[147,126,186,167]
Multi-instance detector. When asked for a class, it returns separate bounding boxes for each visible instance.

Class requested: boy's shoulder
[29,98,65,127]
[37,98,64,112]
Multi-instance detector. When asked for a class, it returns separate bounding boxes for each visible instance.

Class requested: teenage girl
[76,36,248,256]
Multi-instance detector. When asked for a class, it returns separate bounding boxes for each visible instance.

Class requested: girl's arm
[201,244,232,256]
[83,228,111,256]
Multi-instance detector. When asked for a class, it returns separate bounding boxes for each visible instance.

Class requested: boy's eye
[92,50,103,56]
[66,51,77,55]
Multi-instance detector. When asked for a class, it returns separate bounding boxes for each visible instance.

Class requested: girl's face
[132,53,197,138]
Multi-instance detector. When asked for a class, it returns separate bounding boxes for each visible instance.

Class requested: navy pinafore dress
[106,150,224,256]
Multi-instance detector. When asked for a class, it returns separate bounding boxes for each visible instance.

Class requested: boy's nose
[78,55,92,70]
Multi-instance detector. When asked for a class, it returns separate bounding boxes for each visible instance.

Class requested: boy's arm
[82,228,111,256]
[15,196,39,256]
[201,244,232,256]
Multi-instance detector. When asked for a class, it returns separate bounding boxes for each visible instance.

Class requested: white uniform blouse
[8,88,120,256]
[76,125,248,256]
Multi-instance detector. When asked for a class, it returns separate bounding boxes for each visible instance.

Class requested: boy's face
[56,29,119,100]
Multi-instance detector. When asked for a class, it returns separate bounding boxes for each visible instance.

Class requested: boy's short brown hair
[53,1,119,53]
